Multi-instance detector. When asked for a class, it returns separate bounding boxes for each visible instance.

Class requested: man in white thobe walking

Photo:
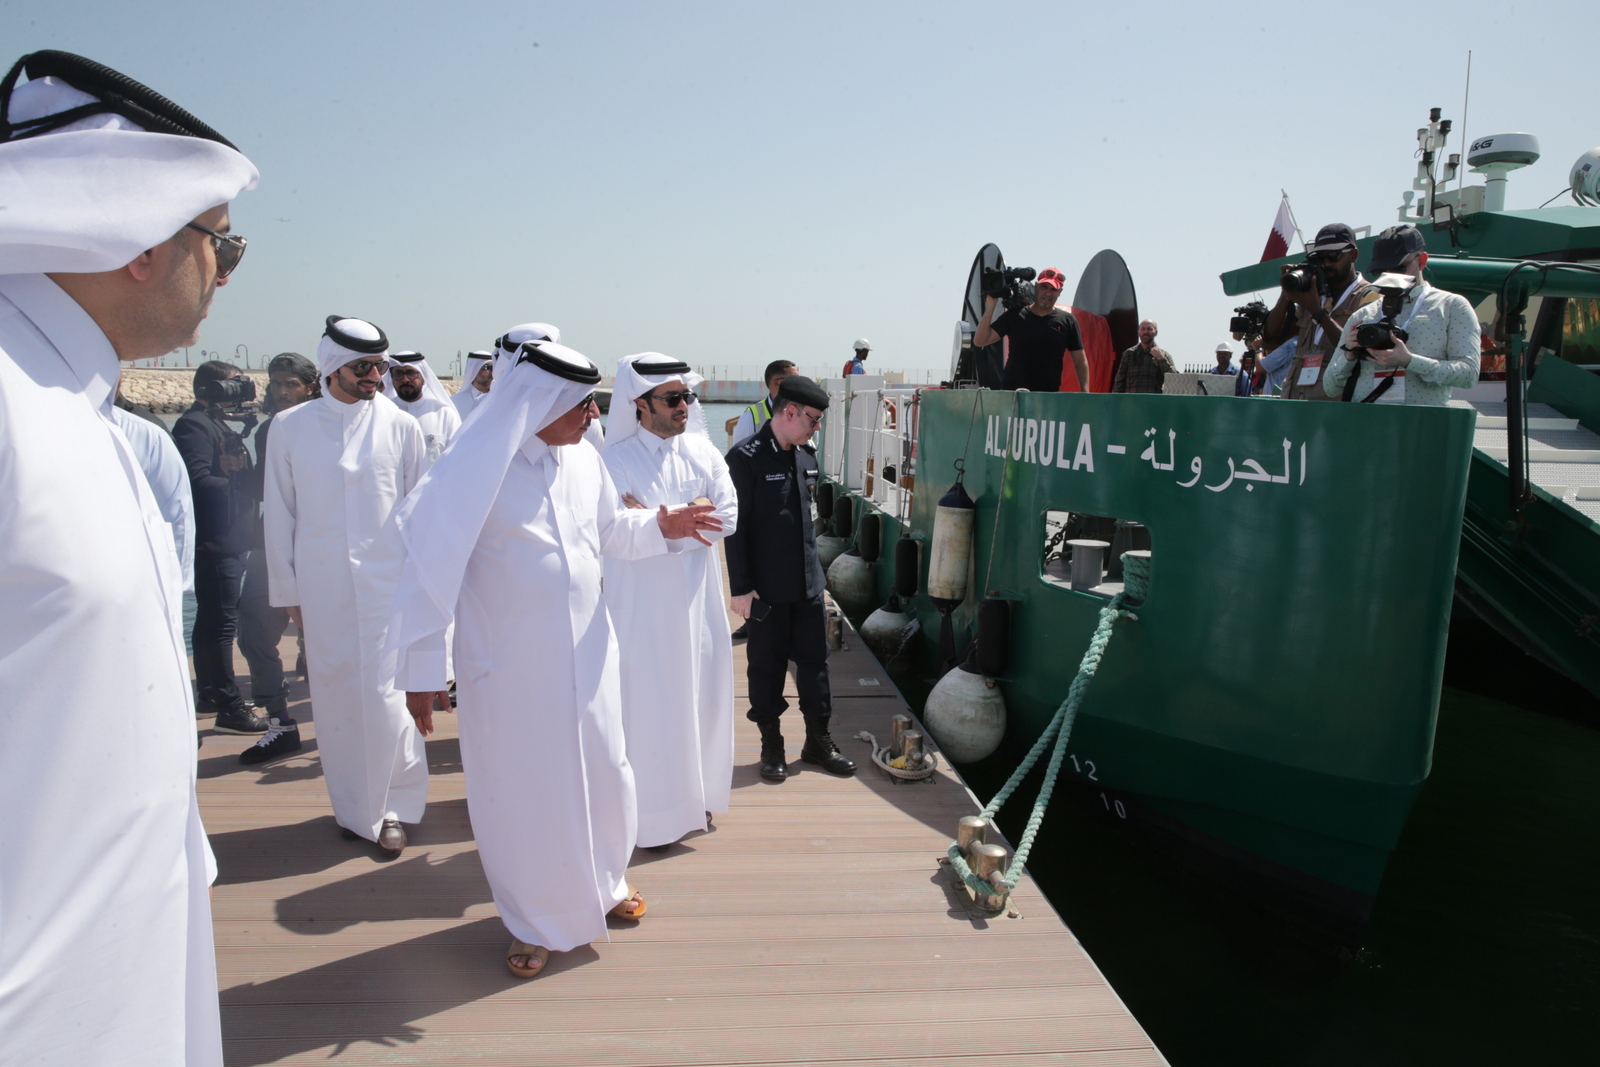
[385,349,461,464]
[0,49,258,1065]
[264,316,429,854]
[391,339,720,978]
[603,354,739,848]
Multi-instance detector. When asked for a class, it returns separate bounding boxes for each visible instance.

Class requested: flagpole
[1280,191,1307,252]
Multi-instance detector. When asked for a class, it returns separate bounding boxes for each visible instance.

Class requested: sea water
[888,616,1600,1066]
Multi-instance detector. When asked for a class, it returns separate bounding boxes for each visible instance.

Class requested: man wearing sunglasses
[263,316,430,857]
[384,350,462,465]
[602,354,739,850]
[1262,222,1380,401]
[725,375,857,782]
[0,49,259,1064]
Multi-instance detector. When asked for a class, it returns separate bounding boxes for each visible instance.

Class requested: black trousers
[744,595,830,725]
[192,549,247,711]
[237,549,289,712]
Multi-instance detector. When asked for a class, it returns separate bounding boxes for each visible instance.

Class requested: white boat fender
[816,534,849,573]
[827,549,877,618]
[922,657,1006,764]
[861,592,920,660]
[928,480,976,668]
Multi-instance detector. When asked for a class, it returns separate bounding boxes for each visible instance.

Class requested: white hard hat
[1215,340,1236,354]
[853,338,871,351]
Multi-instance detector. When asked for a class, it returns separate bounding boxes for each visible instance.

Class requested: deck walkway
[199,588,1163,1065]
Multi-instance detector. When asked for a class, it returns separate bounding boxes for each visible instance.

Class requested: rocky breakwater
[119,367,266,415]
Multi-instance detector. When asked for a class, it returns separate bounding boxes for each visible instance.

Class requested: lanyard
[1313,277,1361,344]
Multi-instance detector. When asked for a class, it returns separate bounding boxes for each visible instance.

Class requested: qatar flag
[1261,198,1295,262]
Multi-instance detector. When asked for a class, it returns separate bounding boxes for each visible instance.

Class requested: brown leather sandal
[610,884,647,920]
[506,940,549,979]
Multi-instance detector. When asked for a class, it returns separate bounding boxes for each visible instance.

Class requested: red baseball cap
[1036,268,1066,290]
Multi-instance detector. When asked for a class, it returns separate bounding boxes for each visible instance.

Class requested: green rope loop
[945,551,1144,899]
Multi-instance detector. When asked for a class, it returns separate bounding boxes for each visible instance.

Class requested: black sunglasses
[647,390,698,408]
[186,222,247,279]
[345,358,390,377]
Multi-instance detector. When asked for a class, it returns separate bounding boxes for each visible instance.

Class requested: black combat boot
[800,716,856,776]
[757,720,787,781]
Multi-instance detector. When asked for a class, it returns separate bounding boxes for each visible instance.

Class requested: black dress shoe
[800,716,857,776]
[756,720,787,781]
[378,819,407,853]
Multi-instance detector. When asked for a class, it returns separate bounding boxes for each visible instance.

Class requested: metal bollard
[956,815,987,855]
[901,730,925,766]
[970,842,1011,910]
[889,714,911,754]
[1067,538,1110,591]
[826,610,844,649]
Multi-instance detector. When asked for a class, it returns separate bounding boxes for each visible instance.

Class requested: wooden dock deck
[199,596,1164,1066]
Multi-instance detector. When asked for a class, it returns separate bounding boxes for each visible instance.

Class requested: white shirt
[1326,282,1482,406]
[113,406,196,591]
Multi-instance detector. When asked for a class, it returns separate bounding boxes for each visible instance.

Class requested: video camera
[981,265,1038,311]
[200,375,257,407]
[1230,300,1269,340]
[200,374,259,451]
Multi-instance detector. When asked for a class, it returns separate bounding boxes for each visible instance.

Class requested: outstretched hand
[657,503,722,545]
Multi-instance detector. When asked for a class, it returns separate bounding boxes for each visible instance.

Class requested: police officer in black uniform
[725,376,856,782]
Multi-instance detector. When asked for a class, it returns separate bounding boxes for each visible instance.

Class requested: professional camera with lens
[1230,300,1269,339]
[200,375,257,407]
[1279,259,1327,294]
[981,265,1038,311]
[1345,289,1409,361]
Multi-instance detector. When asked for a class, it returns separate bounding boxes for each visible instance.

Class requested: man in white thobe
[0,49,258,1065]
[451,348,495,422]
[385,349,461,464]
[391,339,720,978]
[264,316,429,854]
[602,354,738,848]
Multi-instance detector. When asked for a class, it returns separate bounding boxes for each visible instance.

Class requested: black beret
[776,375,829,411]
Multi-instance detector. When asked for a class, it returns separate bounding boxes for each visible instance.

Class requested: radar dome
[1467,133,1541,168]
[1570,147,1600,207]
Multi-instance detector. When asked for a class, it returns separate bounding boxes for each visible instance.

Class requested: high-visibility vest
[744,395,773,428]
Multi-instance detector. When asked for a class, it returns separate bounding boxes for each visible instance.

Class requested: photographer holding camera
[1261,223,1379,401]
[974,266,1090,392]
[1324,225,1480,405]
[173,359,267,735]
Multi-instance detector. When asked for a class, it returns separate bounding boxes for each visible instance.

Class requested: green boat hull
[827,388,1476,942]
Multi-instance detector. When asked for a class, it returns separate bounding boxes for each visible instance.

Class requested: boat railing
[819,378,922,523]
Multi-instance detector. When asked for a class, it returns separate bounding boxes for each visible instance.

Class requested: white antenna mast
[1458,51,1472,195]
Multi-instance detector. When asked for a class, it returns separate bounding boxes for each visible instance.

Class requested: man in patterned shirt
[1324,225,1480,406]
[1112,319,1176,393]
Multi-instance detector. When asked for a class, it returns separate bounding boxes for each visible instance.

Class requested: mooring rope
[945,551,1149,897]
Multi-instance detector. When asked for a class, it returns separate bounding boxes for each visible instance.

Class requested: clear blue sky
[7,0,1596,378]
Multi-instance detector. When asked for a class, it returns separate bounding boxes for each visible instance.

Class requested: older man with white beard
[602,354,738,849]
[264,316,429,855]
[392,340,721,979]
[0,49,258,1065]
[385,349,461,464]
